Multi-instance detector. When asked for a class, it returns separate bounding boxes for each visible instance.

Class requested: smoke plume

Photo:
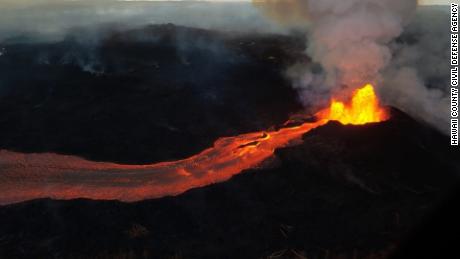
[255,0,451,133]
[381,6,451,133]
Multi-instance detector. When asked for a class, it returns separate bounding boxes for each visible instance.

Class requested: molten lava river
[0,84,387,204]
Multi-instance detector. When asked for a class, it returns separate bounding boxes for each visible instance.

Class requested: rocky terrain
[0,24,304,164]
[0,109,458,259]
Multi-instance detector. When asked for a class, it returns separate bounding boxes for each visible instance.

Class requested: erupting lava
[0,84,388,204]
[319,84,388,125]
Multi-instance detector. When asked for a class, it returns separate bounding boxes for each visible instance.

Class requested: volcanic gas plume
[0,84,387,205]
[254,0,417,108]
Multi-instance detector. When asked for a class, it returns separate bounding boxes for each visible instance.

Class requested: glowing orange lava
[319,84,388,125]
[0,84,388,204]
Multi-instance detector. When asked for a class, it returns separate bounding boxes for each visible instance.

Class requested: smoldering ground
[0,24,305,163]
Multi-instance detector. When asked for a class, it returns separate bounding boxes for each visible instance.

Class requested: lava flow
[0,84,387,205]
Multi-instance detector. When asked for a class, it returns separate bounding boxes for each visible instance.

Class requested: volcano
[0,23,458,259]
[0,108,458,259]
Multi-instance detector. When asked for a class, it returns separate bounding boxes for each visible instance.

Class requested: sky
[0,0,454,6]
[419,0,455,4]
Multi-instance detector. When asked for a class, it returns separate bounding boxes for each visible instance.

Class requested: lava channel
[0,84,387,204]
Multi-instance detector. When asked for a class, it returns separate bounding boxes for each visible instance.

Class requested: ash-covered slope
[0,24,304,164]
[0,109,458,259]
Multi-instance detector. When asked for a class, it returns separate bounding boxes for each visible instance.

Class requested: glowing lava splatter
[318,84,388,125]
[0,84,387,204]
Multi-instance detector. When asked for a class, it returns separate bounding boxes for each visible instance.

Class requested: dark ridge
[1,109,458,259]
[0,24,305,164]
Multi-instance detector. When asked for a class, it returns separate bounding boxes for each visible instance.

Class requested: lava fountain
[318,84,389,125]
[0,84,387,204]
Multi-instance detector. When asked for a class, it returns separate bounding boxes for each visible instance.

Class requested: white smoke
[381,6,451,133]
[307,0,415,87]
[276,0,416,104]
[0,1,286,42]
[257,1,451,134]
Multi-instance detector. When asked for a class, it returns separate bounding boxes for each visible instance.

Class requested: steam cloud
[0,1,286,42]
[0,1,451,133]
[256,0,450,133]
